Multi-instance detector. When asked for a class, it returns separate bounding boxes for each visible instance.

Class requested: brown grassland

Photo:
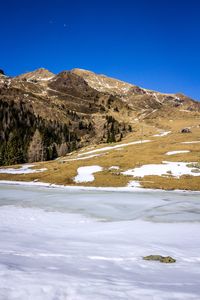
[0,113,200,191]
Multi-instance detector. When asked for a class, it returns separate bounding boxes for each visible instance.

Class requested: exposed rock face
[0,67,199,165]
[71,68,133,96]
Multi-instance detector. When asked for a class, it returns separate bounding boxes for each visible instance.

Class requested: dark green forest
[0,100,78,165]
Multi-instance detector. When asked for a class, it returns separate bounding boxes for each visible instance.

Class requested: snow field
[123,161,200,178]
[0,164,47,174]
[0,185,200,299]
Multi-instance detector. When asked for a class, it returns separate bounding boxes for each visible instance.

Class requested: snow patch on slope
[122,161,199,178]
[153,131,171,137]
[181,141,200,144]
[78,140,151,157]
[109,166,120,170]
[0,164,47,174]
[166,150,190,155]
[74,166,103,183]
[63,153,104,162]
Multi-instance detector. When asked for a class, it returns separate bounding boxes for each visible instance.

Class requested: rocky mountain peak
[17,68,55,81]
[71,68,133,96]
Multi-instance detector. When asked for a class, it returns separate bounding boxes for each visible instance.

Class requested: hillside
[0,68,200,190]
[0,68,136,165]
[0,67,199,165]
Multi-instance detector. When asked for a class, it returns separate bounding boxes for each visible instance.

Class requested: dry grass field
[0,112,200,191]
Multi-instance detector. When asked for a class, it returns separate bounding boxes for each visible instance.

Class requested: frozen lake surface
[0,184,200,299]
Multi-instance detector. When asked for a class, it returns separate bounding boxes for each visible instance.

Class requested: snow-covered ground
[78,140,151,157]
[127,180,141,188]
[63,153,104,162]
[123,161,200,178]
[0,184,200,299]
[74,165,103,183]
[153,131,171,137]
[109,166,120,170]
[0,164,47,174]
[166,150,190,155]
[181,141,200,144]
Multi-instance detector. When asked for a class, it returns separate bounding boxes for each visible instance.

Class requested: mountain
[0,67,199,166]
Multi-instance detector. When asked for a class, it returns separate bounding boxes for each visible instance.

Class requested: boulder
[143,255,176,263]
[180,128,191,133]
[160,256,176,263]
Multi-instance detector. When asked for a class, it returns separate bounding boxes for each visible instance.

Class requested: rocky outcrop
[181,128,192,133]
[143,255,176,263]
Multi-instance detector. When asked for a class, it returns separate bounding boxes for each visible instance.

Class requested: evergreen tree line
[0,100,79,165]
[104,115,132,143]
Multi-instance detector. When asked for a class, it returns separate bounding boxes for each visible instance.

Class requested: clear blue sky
[1,0,200,100]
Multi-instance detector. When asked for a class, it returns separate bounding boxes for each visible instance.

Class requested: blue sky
[1,0,200,100]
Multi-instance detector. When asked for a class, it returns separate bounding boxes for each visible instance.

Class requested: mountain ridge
[0,67,199,166]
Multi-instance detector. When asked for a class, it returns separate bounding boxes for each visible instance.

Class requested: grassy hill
[0,68,199,190]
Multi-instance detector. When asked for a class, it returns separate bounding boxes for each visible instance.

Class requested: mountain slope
[0,68,199,166]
